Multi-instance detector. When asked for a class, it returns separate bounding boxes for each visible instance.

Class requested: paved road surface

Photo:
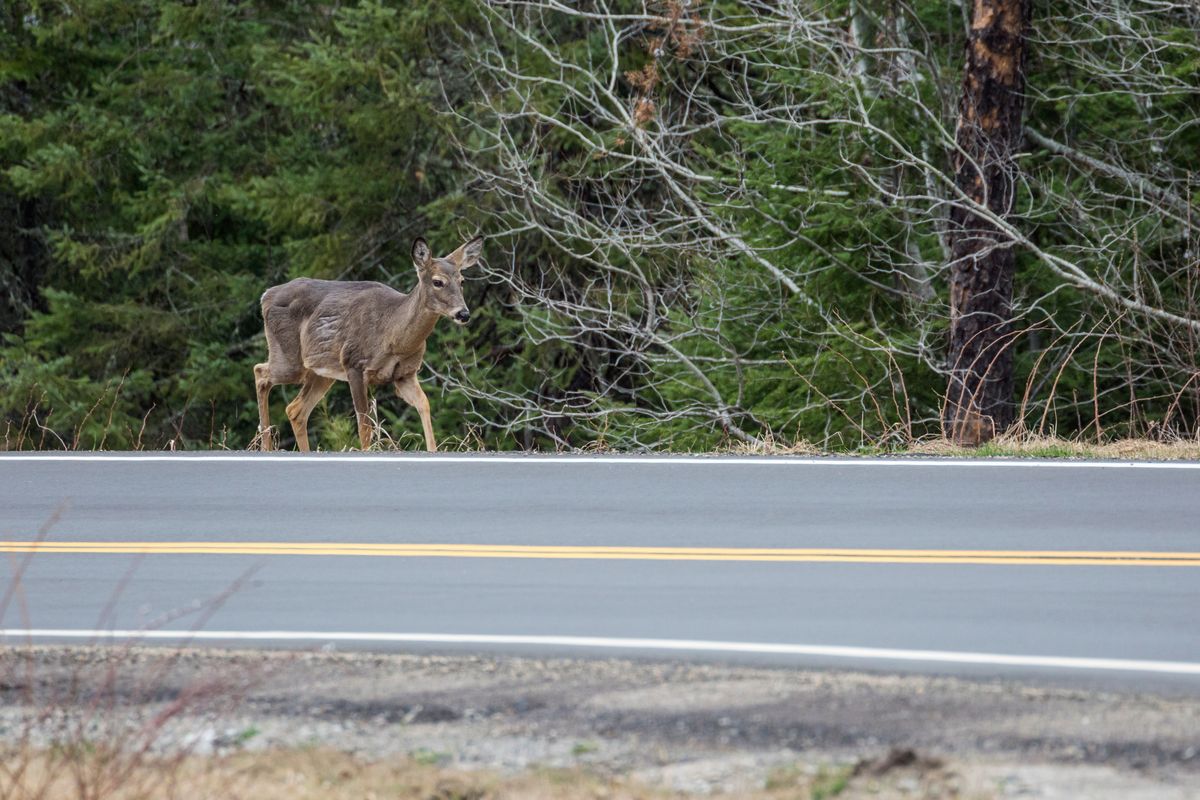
[2,453,1198,688]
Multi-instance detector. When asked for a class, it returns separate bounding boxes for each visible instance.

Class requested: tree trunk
[944,0,1029,445]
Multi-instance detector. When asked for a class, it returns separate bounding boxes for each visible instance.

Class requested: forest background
[2,0,1198,452]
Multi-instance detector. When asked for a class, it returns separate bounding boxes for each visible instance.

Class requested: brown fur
[254,236,483,451]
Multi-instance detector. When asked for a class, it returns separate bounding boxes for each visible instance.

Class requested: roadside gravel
[2,646,1198,798]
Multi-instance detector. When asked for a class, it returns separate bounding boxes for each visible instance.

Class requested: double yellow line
[2,541,1199,566]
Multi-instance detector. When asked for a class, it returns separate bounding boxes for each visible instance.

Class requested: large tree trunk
[944,0,1030,445]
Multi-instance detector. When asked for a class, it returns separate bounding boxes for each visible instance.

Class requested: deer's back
[261,278,399,317]
[261,279,406,378]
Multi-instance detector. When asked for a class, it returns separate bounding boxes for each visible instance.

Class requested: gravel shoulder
[2,646,1198,798]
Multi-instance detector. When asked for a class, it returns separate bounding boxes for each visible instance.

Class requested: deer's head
[412,235,484,325]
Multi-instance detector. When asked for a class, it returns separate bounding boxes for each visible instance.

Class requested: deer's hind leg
[257,308,305,451]
[254,363,275,451]
[255,356,303,451]
[286,373,335,453]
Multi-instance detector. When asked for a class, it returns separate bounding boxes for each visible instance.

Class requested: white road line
[0,454,1198,469]
[4,630,1200,676]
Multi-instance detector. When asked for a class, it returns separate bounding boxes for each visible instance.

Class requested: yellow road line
[2,542,1199,566]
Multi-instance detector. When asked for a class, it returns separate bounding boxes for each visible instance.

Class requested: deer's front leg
[395,374,437,452]
[346,368,374,450]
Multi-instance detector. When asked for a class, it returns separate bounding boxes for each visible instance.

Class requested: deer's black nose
[454,308,471,323]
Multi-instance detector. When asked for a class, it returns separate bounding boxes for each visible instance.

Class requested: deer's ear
[412,238,432,271]
[453,236,485,270]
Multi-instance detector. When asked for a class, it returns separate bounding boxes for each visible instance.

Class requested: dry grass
[1,747,981,800]
[4,749,664,800]
[11,378,1200,459]
[92,427,1200,460]
[904,433,1200,461]
[0,645,265,800]
[720,431,1200,461]
[723,431,822,456]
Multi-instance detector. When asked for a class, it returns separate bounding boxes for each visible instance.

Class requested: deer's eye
[432,278,446,289]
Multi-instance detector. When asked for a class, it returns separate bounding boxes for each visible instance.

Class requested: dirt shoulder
[2,646,1198,798]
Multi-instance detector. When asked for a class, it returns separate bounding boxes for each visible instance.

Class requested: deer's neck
[387,283,440,354]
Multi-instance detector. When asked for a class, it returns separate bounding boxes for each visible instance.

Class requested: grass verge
[728,432,1200,460]
[1,746,980,800]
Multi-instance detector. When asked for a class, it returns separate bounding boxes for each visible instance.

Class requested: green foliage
[1,0,486,449]
[2,1,1198,450]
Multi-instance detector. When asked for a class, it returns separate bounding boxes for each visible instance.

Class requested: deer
[253,235,483,452]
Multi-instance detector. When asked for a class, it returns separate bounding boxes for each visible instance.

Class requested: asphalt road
[2,453,1199,688]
